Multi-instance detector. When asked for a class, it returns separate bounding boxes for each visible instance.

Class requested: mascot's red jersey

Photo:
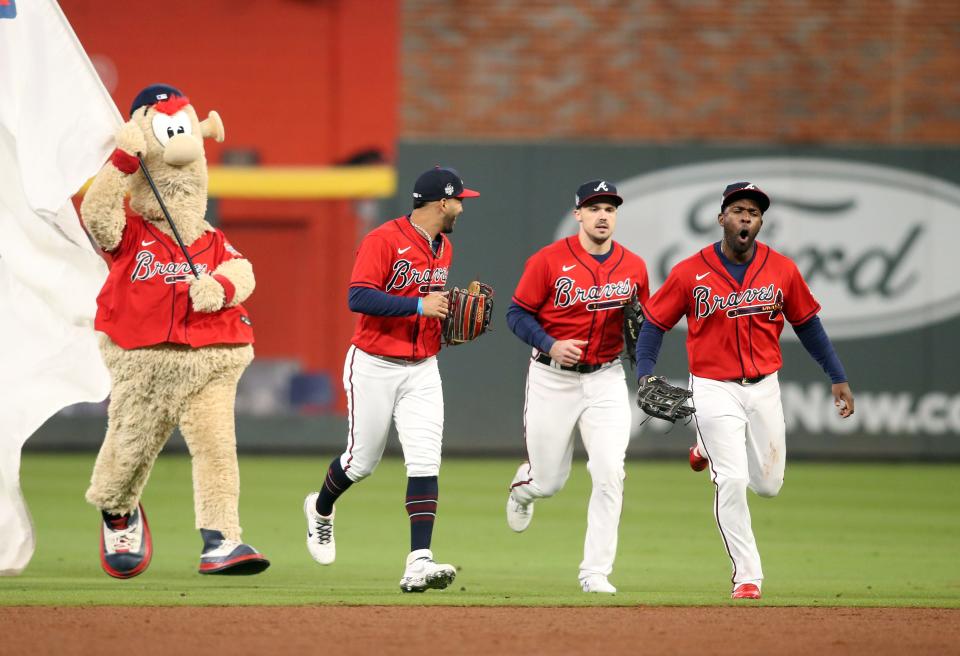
[512,236,649,365]
[349,216,452,359]
[643,241,820,381]
[95,214,254,349]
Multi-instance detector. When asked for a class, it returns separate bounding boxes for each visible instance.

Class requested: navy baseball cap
[721,182,770,213]
[129,84,184,117]
[575,180,623,208]
[412,166,480,202]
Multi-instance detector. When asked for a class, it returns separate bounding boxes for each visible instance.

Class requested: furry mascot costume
[81,84,269,578]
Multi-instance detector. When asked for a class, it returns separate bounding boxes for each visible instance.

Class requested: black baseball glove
[622,293,643,368]
[636,376,695,423]
[442,280,494,346]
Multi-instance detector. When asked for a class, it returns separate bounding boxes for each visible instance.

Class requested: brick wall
[402,0,960,143]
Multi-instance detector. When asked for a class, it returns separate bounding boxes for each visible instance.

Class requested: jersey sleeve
[511,251,549,313]
[642,266,687,330]
[349,234,394,290]
[783,261,821,325]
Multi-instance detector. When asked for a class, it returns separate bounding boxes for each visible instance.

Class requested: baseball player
[635,182,855,599]
[303,166,479,592]
[504,180,649,594]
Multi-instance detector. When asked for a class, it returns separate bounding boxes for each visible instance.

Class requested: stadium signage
[556,158,960,339]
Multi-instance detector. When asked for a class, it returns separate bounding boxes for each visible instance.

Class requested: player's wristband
[213,274,236,305]
[110,148,140,175]
[417,298,424,315]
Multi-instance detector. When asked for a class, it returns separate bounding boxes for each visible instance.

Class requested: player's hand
[832,382,854,418]
[549,339,587,367]
[421,292,449,319]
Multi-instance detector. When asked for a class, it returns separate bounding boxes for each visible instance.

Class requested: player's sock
[405,476,438,551]
[316,457,353,516]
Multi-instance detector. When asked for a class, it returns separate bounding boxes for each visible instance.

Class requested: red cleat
[689,446,708,472]
[732,583,761,599]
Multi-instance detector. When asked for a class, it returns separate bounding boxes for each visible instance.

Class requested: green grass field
[3,454,958,607]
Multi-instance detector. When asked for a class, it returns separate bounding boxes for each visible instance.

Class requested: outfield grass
[3,454,958,607]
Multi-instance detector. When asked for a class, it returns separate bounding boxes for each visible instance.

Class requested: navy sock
[316,457,353,516]
[406,476,438,552]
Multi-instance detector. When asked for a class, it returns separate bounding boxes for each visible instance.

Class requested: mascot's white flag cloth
[0,0,119,575]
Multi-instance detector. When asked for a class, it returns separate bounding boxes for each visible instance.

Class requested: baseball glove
[442,280,494,345]
[636,376,695,423]
[622,293,643,368]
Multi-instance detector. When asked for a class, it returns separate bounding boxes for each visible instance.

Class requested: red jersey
[512,236,649,365]
[350,217,452,359]
[94,214,254,349]
[643,241,820,381]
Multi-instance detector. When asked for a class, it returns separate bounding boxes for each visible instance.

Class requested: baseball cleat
[505,491,534,532]
[304,492,336,565]
[689,445,708,472]
[198,529,270,575]
[399,548,456,593]
[580,575,617,594]
[99,503,152,579]
[731,583,761,599]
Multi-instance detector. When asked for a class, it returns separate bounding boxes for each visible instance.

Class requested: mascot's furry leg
[86,339,191,579]
[86,342,188,514]
[179,346,251,541]
[179,344,267,574]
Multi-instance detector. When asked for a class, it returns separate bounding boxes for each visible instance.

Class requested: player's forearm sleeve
[793,315,848,383]
[506,302,555,354]
[348,286,419,316]
[635,321,666,380]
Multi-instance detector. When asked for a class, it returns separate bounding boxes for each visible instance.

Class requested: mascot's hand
[188,274,226,313]
[115,119,147,158]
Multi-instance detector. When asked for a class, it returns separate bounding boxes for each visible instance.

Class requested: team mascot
[81,84,269,578]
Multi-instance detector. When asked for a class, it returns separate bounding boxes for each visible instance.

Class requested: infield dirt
[2,606,957,655]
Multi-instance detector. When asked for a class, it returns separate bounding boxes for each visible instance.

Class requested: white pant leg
[690,374,763,586]
[509,360,583,504]
[338,346,401,481]
[744,373,786,499]
[394,357,444,477]
[577,363,631,579]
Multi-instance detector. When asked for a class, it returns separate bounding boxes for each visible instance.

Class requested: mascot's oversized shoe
[100,503,152,579]
[197,529,270,575]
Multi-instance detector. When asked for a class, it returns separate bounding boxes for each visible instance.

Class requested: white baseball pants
[510,358,632,581]
[338,345,444,480]
[690,372,786,589]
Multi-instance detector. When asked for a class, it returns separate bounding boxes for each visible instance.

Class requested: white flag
[0,0,119,575]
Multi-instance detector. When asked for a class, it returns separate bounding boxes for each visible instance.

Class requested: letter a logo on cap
[594,181,609,191]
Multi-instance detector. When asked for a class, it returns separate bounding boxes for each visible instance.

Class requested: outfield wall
[30,143,960,459]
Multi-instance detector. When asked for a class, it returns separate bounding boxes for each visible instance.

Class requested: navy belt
[534,353,615,374]
[369,353,430,366]
[732,374,767,386]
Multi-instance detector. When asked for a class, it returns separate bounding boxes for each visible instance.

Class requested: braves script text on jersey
[95,213,254,349]
[509,235,649,589]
